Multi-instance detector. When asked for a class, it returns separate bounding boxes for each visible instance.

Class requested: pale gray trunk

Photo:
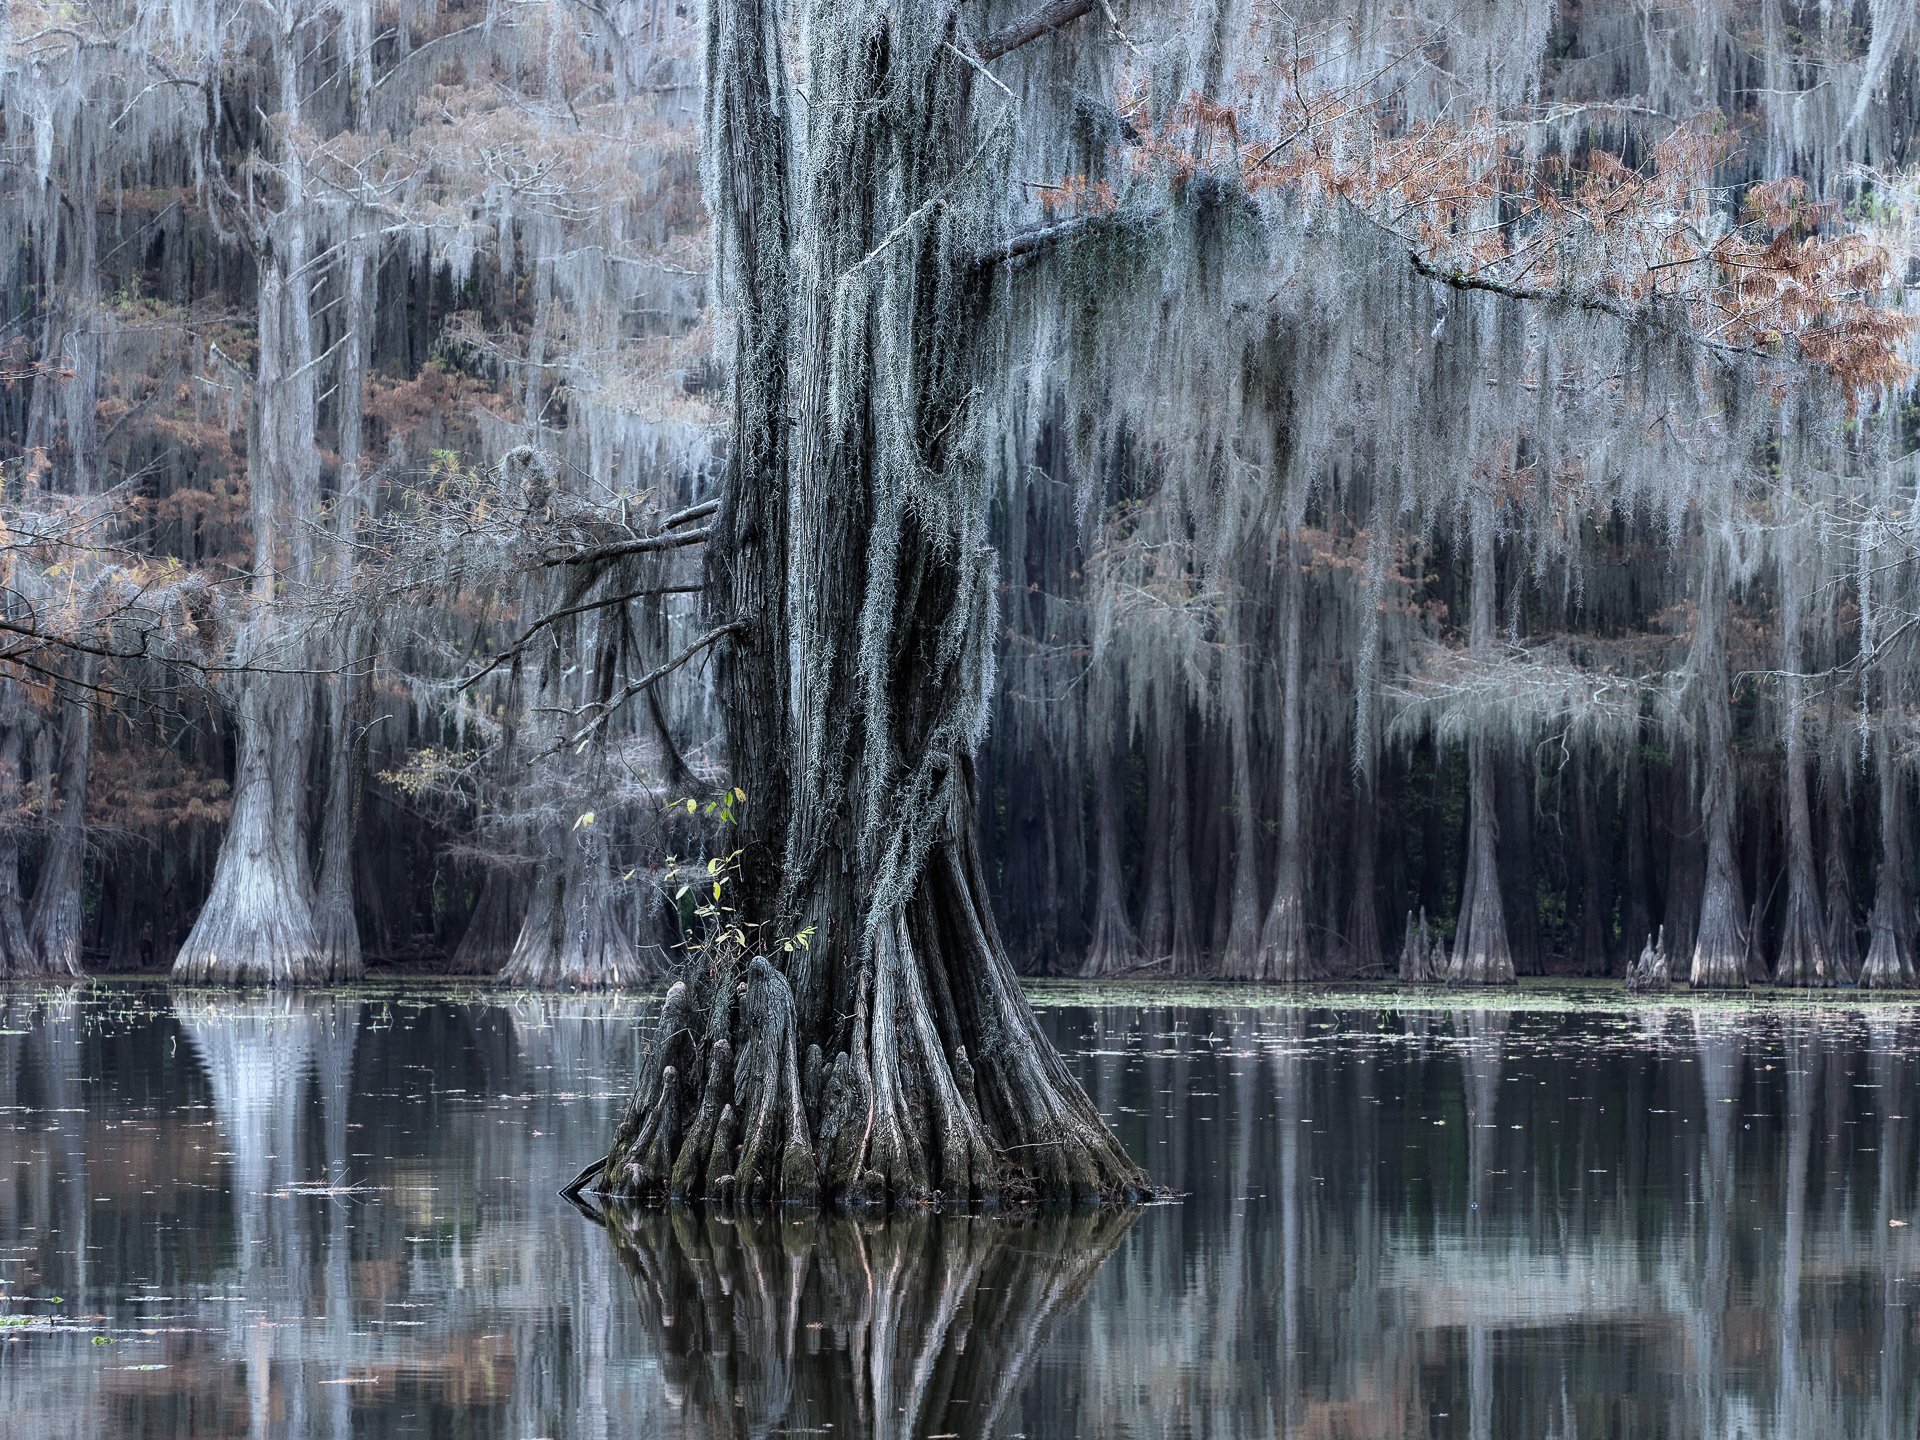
[500,818,655,989]
[1217,616,1264,976]
[175,49,325,984]
[1687,542,1747,988]
[1821,768,1859,982]
[0,686,31,975]
[312,240,373,981]
[1861,726,1916,988]
[1256,535,1310,981]
[1080,734,1140,976]
[1450,498,1513,985]
[1772,571,1833,985]
[24,683,91,977]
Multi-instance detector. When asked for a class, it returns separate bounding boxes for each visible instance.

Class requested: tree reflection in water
[596,1202,1137,1439]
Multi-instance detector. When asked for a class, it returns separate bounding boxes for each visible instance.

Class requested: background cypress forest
[2,0,1920,993]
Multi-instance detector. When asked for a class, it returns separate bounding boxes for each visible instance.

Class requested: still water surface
[0,983,1914,1438]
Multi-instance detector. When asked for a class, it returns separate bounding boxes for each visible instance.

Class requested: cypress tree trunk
[597,0,1145,1207]
[23,683,89,977]
[312,239,372,983]
[1621,740,1656,967]
[1343,770,1384,976]
[1256,536,1311,981]
[499,817,652,989]
[1165,700,1203,976]
[1572,745,1609,976]
[450,866,528,976]
[1138,711,1177,969]
[1772,572,1833,985]
[1821,762,1860,983]
[1217,616,1265,976]
[0,685,34,975]
[1080,733,1141,975]
[1449,498,1513,985]
[1687,542,1748,989]
[174,60,326,984]
[1861,727,1916,988]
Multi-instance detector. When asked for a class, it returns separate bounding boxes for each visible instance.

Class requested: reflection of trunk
[1450,499,1513,984]
[25,686,91,977]
[1218,621,1264,975]
[1691,1014,1740,1438]
[1687,545,1747,989]
[1080,733,1140,976]
[1775,1017,1815,1435]
[600,2,1145,1207]
[1256,538,1310,982]
[1861,728,1916,988]
[1772,575,1832,985]
[599,1205,1135,1439]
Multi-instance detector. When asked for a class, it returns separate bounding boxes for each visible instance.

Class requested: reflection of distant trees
[1034,1002,1920,1440]
[600,1205,1136,1439]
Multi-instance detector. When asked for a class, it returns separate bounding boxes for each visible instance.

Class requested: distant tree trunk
[174,78,327,984]
[598,0,1144,1207]
[16,685,83,977]
[500,817,653,988]
[1343,769,1384,976]
[1137,713,1176,968]
[1821,761,1860,983]
[450,866,528,976]
[1217,613,1265,976]
[1164,701,1203,976]
[1773,572,1833,986]
[1572,745,1609,976]
[1621,740,1656,965]
[1080,732,1141,976]
[1687,542,1747,989]
[1256,537,1311,981]
[0,686,34,975]
[1861,727,1916,988]
[1498,759,1541,975]
[312,239,373,982]
[1449,498,1513,985]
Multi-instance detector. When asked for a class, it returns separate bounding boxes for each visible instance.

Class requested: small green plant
[663,788,815,969]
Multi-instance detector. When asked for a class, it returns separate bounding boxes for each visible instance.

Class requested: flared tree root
[597,942,1149,1209]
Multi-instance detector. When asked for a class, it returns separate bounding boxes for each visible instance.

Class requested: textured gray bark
[0,688,33,976]
[1256,539,1311,981]
[1216,627,1265,976]
[1772,574,1834,986]
[1080,735,1142,976]
[599,0,1145,1207]
[23,685,90,978]
[1448,500,1513,985]
[1687,546,1748,989]
[1861,728,1916,988]
[173,81,327,984]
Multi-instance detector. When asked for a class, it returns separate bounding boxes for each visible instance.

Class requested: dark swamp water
[0,984,1915,1439]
